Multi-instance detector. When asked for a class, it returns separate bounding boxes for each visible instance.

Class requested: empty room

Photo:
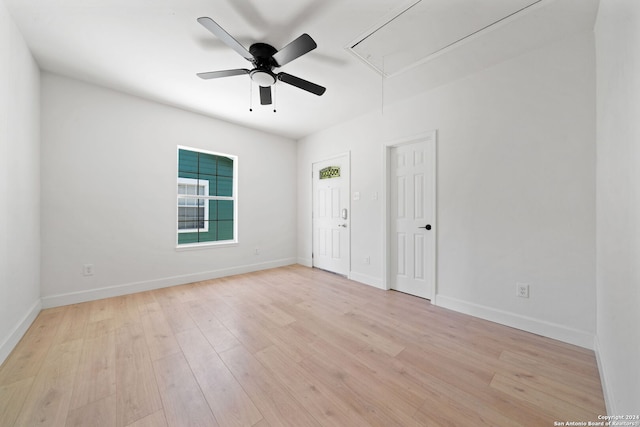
[1,0,638,425]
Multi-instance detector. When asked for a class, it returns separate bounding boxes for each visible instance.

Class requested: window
[177,147,237,246]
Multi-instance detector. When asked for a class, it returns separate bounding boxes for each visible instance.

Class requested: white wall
[595,0,640,414]
[0,0,41,364]
[40,73,297,306]
[298,31,596,348]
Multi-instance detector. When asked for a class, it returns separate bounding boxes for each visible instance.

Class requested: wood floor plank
[299,349,422,427]
[65,394,116,427]
[219,308,275,354]
[0,265,607,426]
[256,345,371,427]
[494,361,607,414]
[12,372,75,427]
[0,309,65,386]
[310,338,428,409]
[112,294,144,331]
[499,349,603,390]
[491,372,598,421]
[363,344,557,426]
[0,377,34,427]
[185,300,242,353]
[152,352,219,427]
[467,318,602,381]
[53,304,90,345]
[12,339,83,427]
[175,328,263,427]
[295,300,405,357]
[124,410,167,427]
[87,298,115,324]
[140,303,181,361]
[277,302,370,355]
[219,345,322,427]
[68,331,116,410]
[154,287,198,334]
[115,324,163,427]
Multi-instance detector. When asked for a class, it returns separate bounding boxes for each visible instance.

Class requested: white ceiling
[5,0,598,139]
[350,0,542,76]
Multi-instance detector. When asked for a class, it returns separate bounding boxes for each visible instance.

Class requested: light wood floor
[0,265,606,426]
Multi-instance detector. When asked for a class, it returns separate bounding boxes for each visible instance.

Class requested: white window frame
[176,145,238,249]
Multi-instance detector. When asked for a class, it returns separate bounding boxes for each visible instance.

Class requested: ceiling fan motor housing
[249,43,278,86]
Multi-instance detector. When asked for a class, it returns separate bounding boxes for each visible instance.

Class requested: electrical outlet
[83,264,94,276]
[364,256,370,265]
[254,248,260,255]
[516,283,529,298]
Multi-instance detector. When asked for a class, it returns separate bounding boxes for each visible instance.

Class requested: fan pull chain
[273,84,277,113]
[249,80,253,112]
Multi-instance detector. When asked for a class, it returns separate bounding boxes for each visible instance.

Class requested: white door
[390,139,436,299]
[312,155,350,275]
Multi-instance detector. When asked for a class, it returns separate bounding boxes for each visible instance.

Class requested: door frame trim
[382,131,437,302]
[311,151,351,278]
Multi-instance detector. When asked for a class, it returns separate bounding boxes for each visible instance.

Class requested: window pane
[178,149,199,174]
[199,153,217,176]
[210,201,218,220]
[178,206,205,230]
[217,156,233,177]
[179,171,198,180]
[217,176,233,197]
[217,220,234,240]
[218,200,234,220]
[199,175,216,196]
[178,232,199,245]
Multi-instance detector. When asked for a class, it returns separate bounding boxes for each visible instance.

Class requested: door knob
[418,224,432,230]
[338,224,347,228]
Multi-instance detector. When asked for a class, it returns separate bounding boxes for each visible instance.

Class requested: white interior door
[390,138,436,299]
[312,154,350,276]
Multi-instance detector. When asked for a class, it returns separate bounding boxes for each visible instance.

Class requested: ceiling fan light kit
[250,70,276,87]
[196,17,326,109]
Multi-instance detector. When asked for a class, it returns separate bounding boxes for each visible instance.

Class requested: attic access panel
[348,0,542,77]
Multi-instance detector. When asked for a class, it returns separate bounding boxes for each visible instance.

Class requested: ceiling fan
[196,17,326,106]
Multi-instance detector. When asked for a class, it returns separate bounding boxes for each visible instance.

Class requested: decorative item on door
[319,166,341,179]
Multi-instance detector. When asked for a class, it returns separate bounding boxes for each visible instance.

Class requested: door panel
[390,139,435,299]
[312,155,350,275]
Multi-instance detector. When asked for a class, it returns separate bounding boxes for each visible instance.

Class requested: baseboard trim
[594,336,615,415]
[436,295,595,349]
[349,271,386,290]
[41,258,297,308]
[0,299,42,366]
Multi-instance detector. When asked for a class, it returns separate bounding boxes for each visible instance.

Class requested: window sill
[176,241,238,251]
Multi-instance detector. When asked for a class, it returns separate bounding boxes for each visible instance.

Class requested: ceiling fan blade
[272,34,317,67]
[277,73,326,96]
[197,17,254,61]
[197,69,250,80]
[259,86,272,105]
